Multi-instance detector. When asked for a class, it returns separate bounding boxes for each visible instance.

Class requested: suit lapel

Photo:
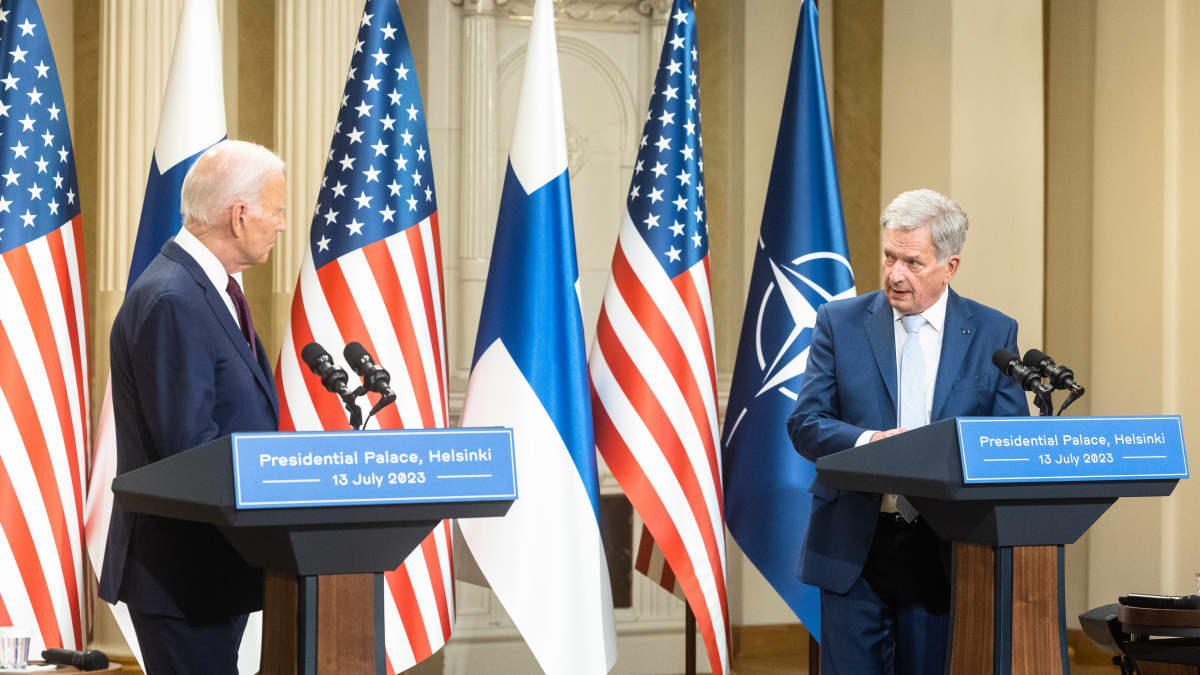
[163,241,279,416]
[864,291,898,417]
[931,288,975,420]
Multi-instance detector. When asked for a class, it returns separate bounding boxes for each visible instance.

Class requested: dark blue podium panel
[233,428,516,509]
[957,416,1187,484]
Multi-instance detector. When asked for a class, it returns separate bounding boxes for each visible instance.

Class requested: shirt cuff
[855,429,877,447]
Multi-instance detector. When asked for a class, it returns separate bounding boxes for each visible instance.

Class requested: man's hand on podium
[870,428,908,443]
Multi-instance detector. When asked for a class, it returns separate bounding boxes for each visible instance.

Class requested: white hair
[880,188,968,263]
[180,140,284,232]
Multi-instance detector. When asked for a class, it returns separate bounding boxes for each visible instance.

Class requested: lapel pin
[962,328,972,335]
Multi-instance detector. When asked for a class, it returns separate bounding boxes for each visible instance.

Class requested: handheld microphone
[1022,348,1085,395]
[301,342,350,395]
[41,648,109,671]
[992,348,1053,397]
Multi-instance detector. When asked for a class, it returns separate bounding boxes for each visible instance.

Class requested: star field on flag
[308,12,436,268]
[0,4,80,255]
[624,5,705,280]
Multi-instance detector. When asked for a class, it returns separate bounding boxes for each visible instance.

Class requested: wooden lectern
[815,417,1182,675]
[112,433,515,675]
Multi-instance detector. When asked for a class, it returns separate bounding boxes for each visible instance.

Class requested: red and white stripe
[590,214,729,674]
[634,524,684,601]
[0,216,90,653]
[276,213,454,673]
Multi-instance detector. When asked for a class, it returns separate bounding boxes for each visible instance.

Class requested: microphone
[1022,348,1085,395]
[301,342,350,395]
[344,342,394,396]
[992,348,1053,397]
[41,648,109,671]
[343,342,397,421]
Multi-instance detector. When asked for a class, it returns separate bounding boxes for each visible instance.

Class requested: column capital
[637,0,672,20]
[450,0,510,16]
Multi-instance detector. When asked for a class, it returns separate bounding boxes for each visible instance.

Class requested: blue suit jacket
[787,288,1028,594]
[99,239,279,619]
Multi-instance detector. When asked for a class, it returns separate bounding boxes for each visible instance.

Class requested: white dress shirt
[173,226,243,328]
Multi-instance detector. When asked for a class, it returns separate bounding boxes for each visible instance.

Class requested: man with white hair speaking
[100,140,286,674]
[788,189,1029,673]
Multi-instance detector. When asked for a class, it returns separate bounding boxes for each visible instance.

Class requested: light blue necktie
[899,314,927,430]
[895,314,926,521]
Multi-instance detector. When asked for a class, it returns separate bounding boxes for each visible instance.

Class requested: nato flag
[721,0,855,641]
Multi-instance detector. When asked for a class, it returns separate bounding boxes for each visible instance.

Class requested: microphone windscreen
[343,341,369,369]
[1022,348,1051,369]
[300,342,329,370]
[81,650,110,670]
[992,348,1017,370]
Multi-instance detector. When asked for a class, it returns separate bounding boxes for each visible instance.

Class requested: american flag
[0,0,90,655]
[588,0,728,672]
[633,526,684,601]
[273,1,452,671]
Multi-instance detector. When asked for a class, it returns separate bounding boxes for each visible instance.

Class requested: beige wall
[1170,0,1200,599]
[1045,0,1097,627]
[1084,0,1200,607]
[882,0,1045,349]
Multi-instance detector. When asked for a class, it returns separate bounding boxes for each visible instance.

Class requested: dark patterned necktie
[225,275,257,358]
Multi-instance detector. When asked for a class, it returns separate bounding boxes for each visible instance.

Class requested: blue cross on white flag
[457,0,616,673]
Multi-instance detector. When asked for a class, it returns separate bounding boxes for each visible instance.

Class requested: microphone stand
[341,387,367,430]
[1034,388,1054,417]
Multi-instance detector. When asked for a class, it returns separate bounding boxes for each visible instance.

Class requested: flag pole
[685,604,697,675]
[810,633,820,673]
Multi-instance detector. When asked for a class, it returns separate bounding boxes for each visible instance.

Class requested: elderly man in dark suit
[100,140,285,675]
[788,189,1029,674]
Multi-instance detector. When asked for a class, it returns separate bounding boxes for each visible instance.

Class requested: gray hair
[180,140,284,233]
[880,189,968,263]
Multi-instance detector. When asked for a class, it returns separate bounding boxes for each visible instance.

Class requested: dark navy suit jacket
[787,288,1028,594]
[99,239,278,619]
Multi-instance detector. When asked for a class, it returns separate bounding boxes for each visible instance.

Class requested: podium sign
[232,427,516,509]
[957,415,1187,484]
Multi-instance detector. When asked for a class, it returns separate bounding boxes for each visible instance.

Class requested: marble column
[95,1,234,372]
[95,1,183,389]
[451,0,501,396]
[639,0,671,115]
[270,0,361,357]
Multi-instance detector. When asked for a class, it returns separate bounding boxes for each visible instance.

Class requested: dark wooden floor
[721,623,1124,675]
